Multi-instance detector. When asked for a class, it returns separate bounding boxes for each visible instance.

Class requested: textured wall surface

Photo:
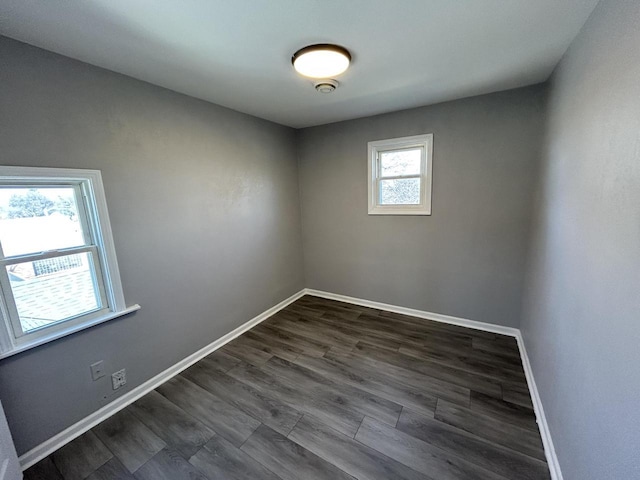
[0,36,304,454]
[521,1,640,478]
[297,86,546,327]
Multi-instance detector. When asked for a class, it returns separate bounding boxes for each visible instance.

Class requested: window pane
[0,187,86,257]
[380,178,421,205]
[380,148,421,177]
[7,252,102,333]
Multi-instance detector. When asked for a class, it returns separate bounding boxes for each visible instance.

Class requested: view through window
[379,148,422,205]
[0,187,103,333]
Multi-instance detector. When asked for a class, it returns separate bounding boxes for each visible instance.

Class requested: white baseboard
[18,289,306,471]
[515,332,563,480]
[304,289,519,337]
[304,288,563,480]
[19,287,562,480]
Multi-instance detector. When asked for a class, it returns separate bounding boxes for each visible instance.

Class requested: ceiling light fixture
[292,44,351,78]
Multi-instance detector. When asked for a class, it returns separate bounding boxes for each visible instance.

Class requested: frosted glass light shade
[292,44,351,78]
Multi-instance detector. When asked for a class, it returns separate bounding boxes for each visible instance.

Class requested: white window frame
[0,166,139,359]
[367,134,433,215]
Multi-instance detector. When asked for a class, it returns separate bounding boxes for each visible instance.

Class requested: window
[0,166,139,358]
[368,134,433,215]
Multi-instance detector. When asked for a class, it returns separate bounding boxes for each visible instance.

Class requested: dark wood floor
[24,295,550,480]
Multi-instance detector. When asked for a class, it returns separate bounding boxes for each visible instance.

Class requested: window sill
[368,207,431,215]
[0,304,141,360]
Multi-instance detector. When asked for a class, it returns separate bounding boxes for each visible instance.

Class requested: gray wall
[520,1,640,479]
[6,5,638,475]
[297,86,546,327]
[0,36,304,455]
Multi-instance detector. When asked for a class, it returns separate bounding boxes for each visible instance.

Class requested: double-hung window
[368,134,433,215]
[0,166,139,358]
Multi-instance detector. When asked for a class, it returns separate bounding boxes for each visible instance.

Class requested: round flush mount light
[292,44,351,78]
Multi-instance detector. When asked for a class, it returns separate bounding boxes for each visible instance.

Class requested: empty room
[0,1,638,479]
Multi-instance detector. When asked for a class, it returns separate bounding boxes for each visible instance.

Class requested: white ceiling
[0,0,598,128]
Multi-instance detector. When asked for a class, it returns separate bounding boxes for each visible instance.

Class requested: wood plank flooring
[24,296,550,480]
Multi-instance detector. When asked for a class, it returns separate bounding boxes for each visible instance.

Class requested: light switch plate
[90,361,105,381]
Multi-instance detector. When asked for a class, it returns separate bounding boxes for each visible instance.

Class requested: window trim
[0,166,139,359]
[367,134,433,215]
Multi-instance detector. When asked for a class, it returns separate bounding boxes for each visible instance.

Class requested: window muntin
[368,134,433,215]
[0,167,136,357]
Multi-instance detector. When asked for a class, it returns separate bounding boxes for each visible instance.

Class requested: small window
[0,166,139,357]
[368,134,433,215]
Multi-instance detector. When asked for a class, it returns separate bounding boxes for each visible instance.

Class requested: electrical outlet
[111,369,126,390]
[90,361,105,381]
